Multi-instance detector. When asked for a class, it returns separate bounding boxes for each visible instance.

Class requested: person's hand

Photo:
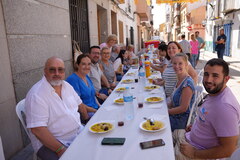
[153,59,160,64]
[180,143,196,159]
[153,78,165,86]
[185,124,192,132]
[108,89,112,95]
[98,93,107,100]
[110,82,116,89]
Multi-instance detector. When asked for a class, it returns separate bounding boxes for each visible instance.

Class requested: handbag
[72,40,82,63]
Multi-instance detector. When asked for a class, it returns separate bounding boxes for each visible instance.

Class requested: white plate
[139,120,166,132]
[114,97,124,105]
[115,87,126,92]
[126,72,136,76]
[122,79,134,84]
[89,121,114,134]
[144,85,160,91]
[145,97,163,103]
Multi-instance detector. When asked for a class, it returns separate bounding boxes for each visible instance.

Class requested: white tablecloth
[60,68,175,160]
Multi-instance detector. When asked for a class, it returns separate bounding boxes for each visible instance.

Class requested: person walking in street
[190,34,199,69]
[173,58,240,160]
[25,57,89,160]
[215,28,227,59]
[179,34,191,60]
[195,31,205,65]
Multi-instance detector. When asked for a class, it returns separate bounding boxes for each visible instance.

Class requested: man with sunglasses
[25,57,89,160]
[174,58,240,159]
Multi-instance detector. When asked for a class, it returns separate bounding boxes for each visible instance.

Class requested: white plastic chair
[16,99,31,138]
[229,147,240,160]
[0,136,5,160]
[16,99,38,160]
[187,85,203,126]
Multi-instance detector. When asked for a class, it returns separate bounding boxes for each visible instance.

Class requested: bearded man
[174,58,240,160]
[25,57,89,160]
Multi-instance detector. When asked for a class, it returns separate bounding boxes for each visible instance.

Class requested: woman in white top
[153,41,198,97]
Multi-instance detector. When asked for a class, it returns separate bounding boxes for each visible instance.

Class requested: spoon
[143,117,155,125]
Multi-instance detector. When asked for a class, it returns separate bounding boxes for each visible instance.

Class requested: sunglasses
[48,67,65,74]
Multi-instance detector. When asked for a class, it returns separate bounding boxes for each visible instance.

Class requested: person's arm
[180,136,238,159]
[78,103,89,120]
[101,74,111,88]
[31,127,67,157]
[168,86,193,115]
[82,103,97,113]
[150,63,167,73]
[200,41,205,49]
[188,64,198,84]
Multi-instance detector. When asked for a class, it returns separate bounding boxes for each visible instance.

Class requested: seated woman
[66,54,100,119]
[113,49,125,81]
[99,47,117,89]
[168,53,195,132]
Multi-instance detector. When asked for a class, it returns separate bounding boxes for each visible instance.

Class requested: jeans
[190,54,198,68]
[37,145,59,160]
[97,88,109,104]
[217,48,225,59]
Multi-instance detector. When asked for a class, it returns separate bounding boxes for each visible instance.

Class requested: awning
[156,0,201,4]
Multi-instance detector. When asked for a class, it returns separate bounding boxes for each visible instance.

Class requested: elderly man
[174,58,240,159]
[88,46,111,104]
[25,57,89,160]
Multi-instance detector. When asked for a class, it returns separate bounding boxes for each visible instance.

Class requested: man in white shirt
[25,57,89,160]
[88,46,111,104]
[179,34,191,60]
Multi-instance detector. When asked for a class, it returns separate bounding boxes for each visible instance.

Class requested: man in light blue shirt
[195,31,205,66]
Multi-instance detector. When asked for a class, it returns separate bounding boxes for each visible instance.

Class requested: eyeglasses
[102,52,110,55]
[91,52,100,55]
[48,67,65,74]
[197,94,208,107]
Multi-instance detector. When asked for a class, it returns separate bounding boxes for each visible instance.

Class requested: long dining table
[60,67,175,160]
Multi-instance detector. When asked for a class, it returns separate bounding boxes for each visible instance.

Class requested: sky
[152,1,166,29]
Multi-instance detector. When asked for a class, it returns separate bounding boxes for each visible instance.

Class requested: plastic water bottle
[123,87,134,120]
[138,67,146,90]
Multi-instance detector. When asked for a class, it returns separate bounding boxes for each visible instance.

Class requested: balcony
[136,0,151,21]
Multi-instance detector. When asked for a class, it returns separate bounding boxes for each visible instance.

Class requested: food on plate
[151,70,158,75]
[115,87,126,92]
[142,120,164,131]
[122,79,133,83]
[127,72,135,76]
[90,122,113,133]
[144,85,160,90]
[146,97,163,102]
[114,98,124,104]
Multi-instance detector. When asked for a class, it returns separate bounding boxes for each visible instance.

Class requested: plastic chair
[187,85,203,126]
[229,147,240,160]
[16,99,38,160]
[0,136,5,160]
[16,99,31,138]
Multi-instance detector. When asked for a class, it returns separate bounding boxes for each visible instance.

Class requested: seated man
[88,46,111,104]
[174,58,240,159]
[25,57,89,160]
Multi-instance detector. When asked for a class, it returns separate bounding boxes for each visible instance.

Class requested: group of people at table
[24,34,240,160]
